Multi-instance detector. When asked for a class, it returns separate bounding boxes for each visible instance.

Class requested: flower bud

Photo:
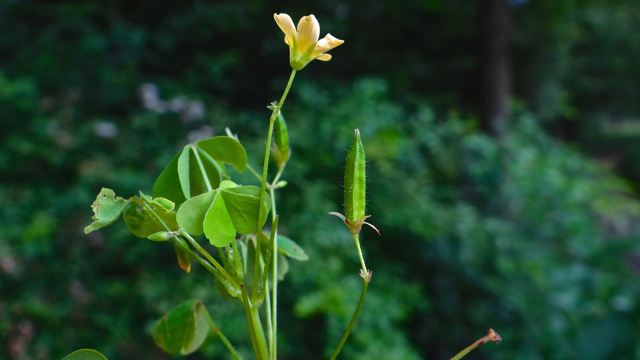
[148,231,170,242]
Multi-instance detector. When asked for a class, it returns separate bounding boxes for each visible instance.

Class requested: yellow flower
[274,13,344,70]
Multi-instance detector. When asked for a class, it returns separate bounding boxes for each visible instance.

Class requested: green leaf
[174,242,192,273]
[177,191,216,236]
[219,180,238,189]
[152,299,210,355]
[154,151,187,206]
[277,253,289,281]
[123,198,178,238]
[153,145,223,207]
[140,191,175,213]
[261,232,309,261]
[219,186,271,234]
[196,146,225,186]
[178,146,192,199]
[188,146,222,197]
[196,136,247,173]
[62,349,108,360]
[204,192,237,247]
[84,188,128,234]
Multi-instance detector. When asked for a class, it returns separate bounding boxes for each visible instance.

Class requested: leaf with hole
[84,188,128,234]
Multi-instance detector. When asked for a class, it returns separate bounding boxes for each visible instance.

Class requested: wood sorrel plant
[65,12,501,360]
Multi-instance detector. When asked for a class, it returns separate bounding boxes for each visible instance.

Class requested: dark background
[3,0,640,359]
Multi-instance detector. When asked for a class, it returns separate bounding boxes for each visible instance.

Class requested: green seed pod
[148,231,170,242]
[344,129,366,224]
[271,114,291,169]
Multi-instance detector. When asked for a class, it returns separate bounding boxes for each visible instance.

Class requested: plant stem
[191,144,213,192]
[246,163,263,182]
[265,277,273,355]
[241,285,262,359]
[450,329,502,360]
[178,229,236,287]
[204,310,243,360]
[329,278,370,360]
[353,233,367,274]
[269,185,278,360]
[142,200,232,283]
[250,302,270,360]
[172,237,218,275]
[254,68,296,358]
[329,233,372,360]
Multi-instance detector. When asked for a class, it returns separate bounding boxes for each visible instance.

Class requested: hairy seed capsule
[344,129,366,224]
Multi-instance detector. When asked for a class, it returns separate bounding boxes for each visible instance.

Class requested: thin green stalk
[254,69,297,304]
[191,144,213,192]
[265,277,273,355]
[250,302,270,360]
[241,285,262,359]
[329,233,372,360]
[450,329,502,360]
[141,201,231,284]
[172,237,218,276]
[246,163,263,182]
[353,233,368,274]
[259,217,279,303]
[218,247,232,273]
[269,185,278,360]
[271,168,285,187]
[178,229,236,287]
[204,310,243,360]
[329,278,369,360]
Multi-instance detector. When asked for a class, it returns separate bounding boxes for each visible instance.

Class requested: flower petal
[296,15,320,53]
[315,54,332,61]
[311,34,344,58]
[274,13,296,46]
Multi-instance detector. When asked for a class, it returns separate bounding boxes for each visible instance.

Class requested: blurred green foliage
[2,1,640,359]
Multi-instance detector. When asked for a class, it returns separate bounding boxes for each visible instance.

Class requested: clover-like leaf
[177,191,216,236]
[196,136,247,173]
[219,186,271,234]
[84,188,128,234]
[152,299,210,355]
[154,151,187,206]
[62,349,108,360]
[154,145,223,207]
[204,192,236,247]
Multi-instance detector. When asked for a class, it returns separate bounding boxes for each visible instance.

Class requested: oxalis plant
[64,12,501,360]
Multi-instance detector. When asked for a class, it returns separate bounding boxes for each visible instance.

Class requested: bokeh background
[3,0,640,359]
